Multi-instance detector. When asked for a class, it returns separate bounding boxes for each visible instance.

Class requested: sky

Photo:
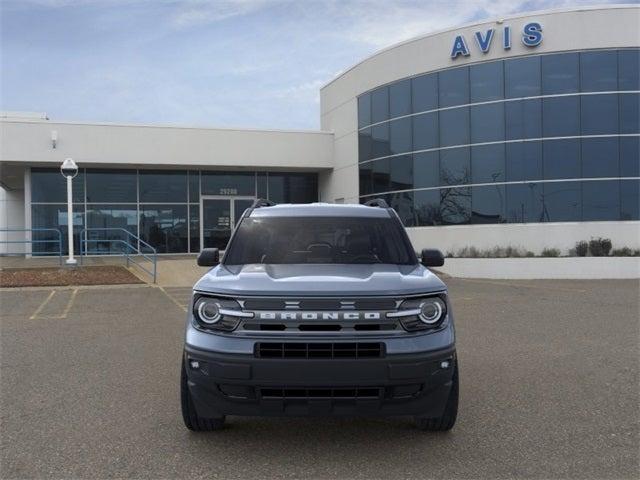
[0,0,629,130]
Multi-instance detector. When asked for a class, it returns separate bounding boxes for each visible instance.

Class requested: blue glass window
[371,124,390,158]
[358,93,371,128]
[189,171,200,202]
[189,205,199,253]
[86,169,136,203]
[506,142,543,182]
[440,187,471,225]
[31,168,85,203]
[440,147,470,186]
[505,99,542,140]
[31,204,84,255]
[620,93,639,134]
[620,137,640,177]
[582,180,620,221]
[390,155,413,191]
[359,128,372,162]
[506,183,543,223]
[414,189,441,226]
[371,87,389,123]
[267,173,317,203]
[389,117,412,155]
[439,67,469,107]
[413,151,439,189]
[388,191,415,226]
[257,172,267,199]
[86,205,138,253]
[471,185,506,224]
[139,205,188,253]
[541,53,579,94]
[581,94,619,135]
[372,159,390,194]
[470,103,505,143]
[619,49,640,91]
[543,139,580,180]
[505,56,541,98]
[389,79,411,118]
[582,137,619,178]
[359,164,373,196]
[412,112,438,151]
[139,170,187,203]
[542,96,580,137]
[471,144,505,184]
[439,107,469,147]
[542,182,581,222]
[412,73,438,113]
[581,51,618,92]
[621,179,640,220]
[470,61,504,102]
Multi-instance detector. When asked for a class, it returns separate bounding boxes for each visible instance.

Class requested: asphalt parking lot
[1,278,638,479]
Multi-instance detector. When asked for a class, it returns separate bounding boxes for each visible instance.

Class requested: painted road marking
[158,286,189,312]
[30,288,79,320]
[29,290,56,320]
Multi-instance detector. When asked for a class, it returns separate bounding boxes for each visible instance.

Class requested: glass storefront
[31,168,318,254]
[357,48,640,226]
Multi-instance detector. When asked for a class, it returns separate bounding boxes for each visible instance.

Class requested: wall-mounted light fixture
[51,130,58,149]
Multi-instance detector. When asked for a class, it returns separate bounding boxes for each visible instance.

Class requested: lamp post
[60,158,78,265]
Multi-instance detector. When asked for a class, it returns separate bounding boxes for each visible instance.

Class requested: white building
[1,5,638,257]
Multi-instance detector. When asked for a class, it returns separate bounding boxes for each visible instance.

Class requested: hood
[193,263,446,297]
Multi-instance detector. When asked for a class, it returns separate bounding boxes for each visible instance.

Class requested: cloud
[169,0,280,29]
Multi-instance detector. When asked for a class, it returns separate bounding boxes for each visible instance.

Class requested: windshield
[224,216,417,265]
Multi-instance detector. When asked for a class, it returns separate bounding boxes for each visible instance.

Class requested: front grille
[260,387,382,399]
[242,298,398,310]
[256,342,384,359]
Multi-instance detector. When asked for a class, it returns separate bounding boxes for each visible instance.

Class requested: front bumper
[184,344,456,418]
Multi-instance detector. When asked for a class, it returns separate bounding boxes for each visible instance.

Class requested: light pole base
[65,258,78,266]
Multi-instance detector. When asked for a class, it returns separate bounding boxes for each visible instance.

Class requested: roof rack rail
[363,198,389,208]
[251,198,276,209]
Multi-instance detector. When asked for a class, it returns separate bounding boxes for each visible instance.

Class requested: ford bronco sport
[181,199,458,431]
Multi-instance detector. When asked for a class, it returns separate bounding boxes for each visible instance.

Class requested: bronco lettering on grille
[256,311,382,321]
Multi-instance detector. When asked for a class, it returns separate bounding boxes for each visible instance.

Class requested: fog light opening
[189,360,200,370]
[440,360,451,369]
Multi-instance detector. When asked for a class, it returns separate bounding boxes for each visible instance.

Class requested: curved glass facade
[357,49,640,226]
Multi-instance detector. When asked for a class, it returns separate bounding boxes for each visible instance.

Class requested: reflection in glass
[202,199,231,250]
[581,94,619,135]
[267,173,317,203]
[371,86,389,123]
[389,117,412,155]
[372,158,390,194]
[390,155,413,191]
[543,96,580,137]
[582,181,620,221]
[471,144,505,184]
[543,139,580,180]
[414,189,441,226]
[506,142,543,182]
[439,67,469,107]
[86,205,137,254]
[542,182,581,222]
[506,183,543,223]
[359,128,373,162]
[31,168,85,203]
[371,123,390,158]
[412,73,438,113]
[440,148,470,186]
[31,204,84,255]
[541,53,579,94]
[412,112,438,151]
[413,152,439,189]
[582,138,619,178]
[581,51,618,92]
[139,205,188,253]
[388,191,415,226]
[621,179,640,220]
[440,187,471,225]
[439,107,469,147]
[86,169,137,203]
[359,164,373,196]
[139,170,187,203]
[471,185,505,224]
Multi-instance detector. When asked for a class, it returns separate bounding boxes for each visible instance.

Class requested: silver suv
[181,199,458,431]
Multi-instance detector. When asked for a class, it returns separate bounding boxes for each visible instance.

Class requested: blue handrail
[0,228,63,265]
[79,228,157,283]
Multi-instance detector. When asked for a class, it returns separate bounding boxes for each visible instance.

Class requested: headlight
[391,294,447,331]
[192,295,251,331]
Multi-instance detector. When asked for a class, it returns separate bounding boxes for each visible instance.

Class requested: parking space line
[58,289,78,318]
[29,290,56,320]
[158,286,188,312]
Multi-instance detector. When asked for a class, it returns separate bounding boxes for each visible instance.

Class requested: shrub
[575,241,589,257]
[540,248,561,257]
[589,237,612,257]
[611,247,640,257]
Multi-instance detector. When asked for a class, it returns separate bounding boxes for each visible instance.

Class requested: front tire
[181,359,225,431]
[414,361,459,431]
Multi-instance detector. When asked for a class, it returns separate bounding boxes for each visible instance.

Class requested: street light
[60,158,78,265]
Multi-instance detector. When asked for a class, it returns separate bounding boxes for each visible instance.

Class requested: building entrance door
[200,196,254,250]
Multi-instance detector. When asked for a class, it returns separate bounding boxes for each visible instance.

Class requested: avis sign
[450,22,543,59]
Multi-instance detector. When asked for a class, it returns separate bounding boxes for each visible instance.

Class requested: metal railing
[79,228,157,283]
[0,228,63,265]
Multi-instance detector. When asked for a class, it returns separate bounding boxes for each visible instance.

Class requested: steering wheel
[307,242,332,251]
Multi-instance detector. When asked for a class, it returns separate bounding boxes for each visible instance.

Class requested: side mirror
[421,248,444,267]
[197,248,219,267]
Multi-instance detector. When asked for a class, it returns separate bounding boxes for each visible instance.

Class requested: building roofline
[320,4,639,91]
[0,116,333,136]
